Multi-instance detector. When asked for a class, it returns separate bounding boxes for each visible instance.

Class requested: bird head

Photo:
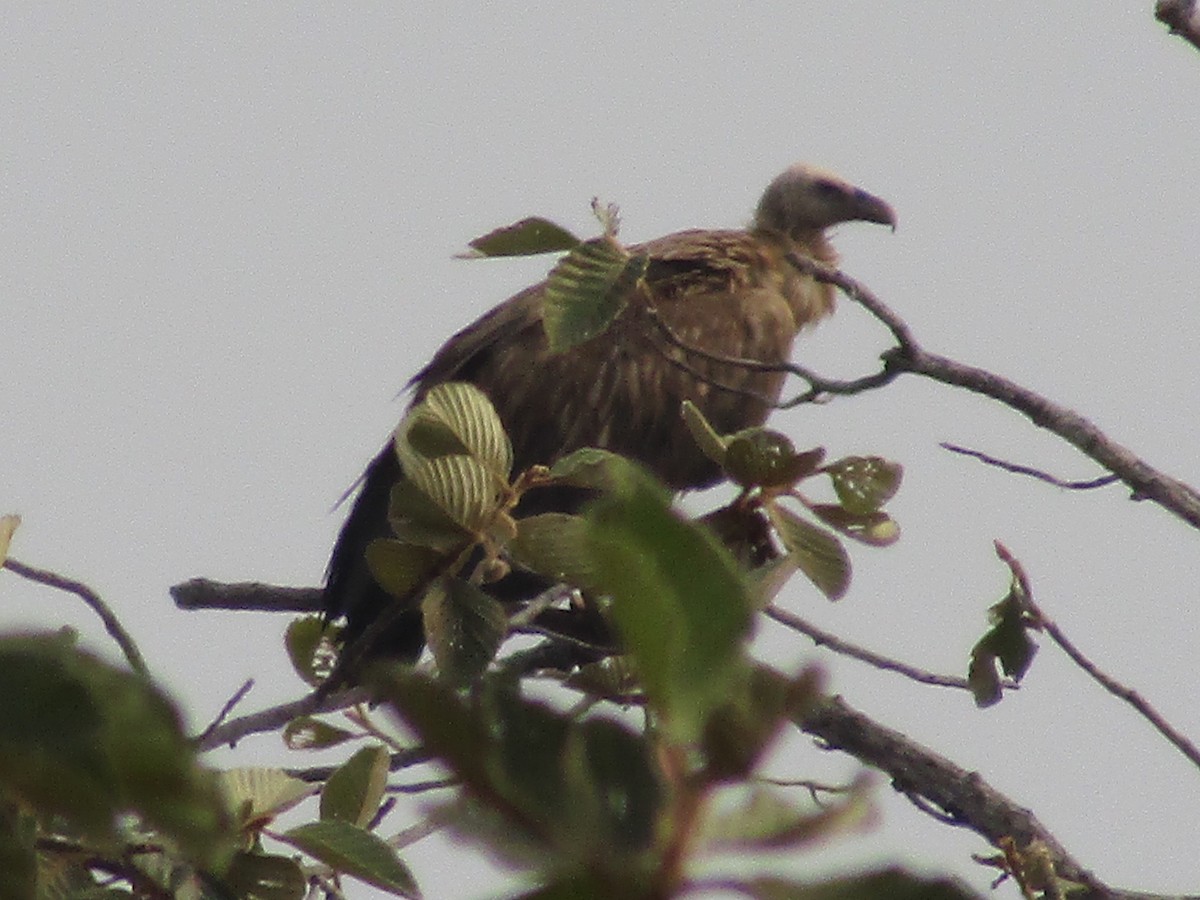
[754,163,896,237]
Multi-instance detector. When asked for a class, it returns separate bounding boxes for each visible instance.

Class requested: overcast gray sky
[3,4,1199,897]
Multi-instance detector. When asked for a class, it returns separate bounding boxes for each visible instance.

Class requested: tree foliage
[3,191,1189,900]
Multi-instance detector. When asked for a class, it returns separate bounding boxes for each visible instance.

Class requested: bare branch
[940,444,1121,490]
[785,252,919,352]
[995,542,1200,773]
[779,254,1200,533]
[195,685,371,751]
[765,603,1013,693]
[171,577,323,613]
[195,678,255,747]
[895,349,1200,530]
[285,747,432,784]
[3,556,148,676]
[798,696,1111,894]
[1156,0,1200,51]
[641,288,900,409]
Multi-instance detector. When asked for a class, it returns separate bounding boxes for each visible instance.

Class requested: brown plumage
[325,164,894,658]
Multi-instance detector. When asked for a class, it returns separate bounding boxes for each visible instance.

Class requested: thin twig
[285,746,431,783]
[784,251,919,352]
[389,777,458,795]
[641,297,899,409]
[388,815,443,851]
[782,254,1200,533]
[765,604,1008,693]
[195,679,255,746]
[940,444,1121,490]
[995,542,1200,773]
[899,349,1200,530]
[195,685,371,751]
[3,557,148,676]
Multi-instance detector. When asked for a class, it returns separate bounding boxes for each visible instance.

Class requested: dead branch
[3,556,148,675]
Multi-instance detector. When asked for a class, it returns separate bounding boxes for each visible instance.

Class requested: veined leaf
[765,504,850,600]
[543,238,647,353]
[584,466,752,743]
[402,454,504,535]
[365,539,445,601]
[399,381,513,480]
[459,217,580,258]
[809,504,901,547]
[283,820,418,897]
[422,577,508,684]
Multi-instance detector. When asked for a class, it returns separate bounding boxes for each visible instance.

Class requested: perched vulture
[325,163,895,661]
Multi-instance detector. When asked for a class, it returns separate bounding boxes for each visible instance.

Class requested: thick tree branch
[895,347,1200,530]
[171,577,323,613]
[194,684,370,750]
[799,696,1197,900]
[783,256,1200,533]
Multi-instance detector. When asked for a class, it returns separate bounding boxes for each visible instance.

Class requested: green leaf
[400,381,514,480]
[283,820,419,897]
[224,851,307,900]
[560,716,662,853]
[543,238,647,353]
[968,587,1038,708]
[509,512,602,591]
[387,478,472,551]
[809,504,901,547]
[765,505,851,600]
[320,745,389,827]
[372,670,490,791]
[381,671,662,875]
[283,716,356,751]
[285,615,337,687]
[219,767,316,830]
[0,799,35,900]
[0,633,233,869]
[422,577,508,684]
[681,401,730,467]
[583,466,752,743]
[545,447,641,493]
[744,869,981,900]
[724,430,822,489]
[822,456,903,515]
[365,539,445,600]
[459,216,580,258]
[746,555,802,609]
[701,777,871,853]
[401,454,504,535]
[564,656,640,700]
[702,665,823,780]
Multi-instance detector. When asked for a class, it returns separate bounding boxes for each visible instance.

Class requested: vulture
[325,163,895,662]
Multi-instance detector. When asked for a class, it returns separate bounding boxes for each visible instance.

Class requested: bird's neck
[755,227,839,327]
